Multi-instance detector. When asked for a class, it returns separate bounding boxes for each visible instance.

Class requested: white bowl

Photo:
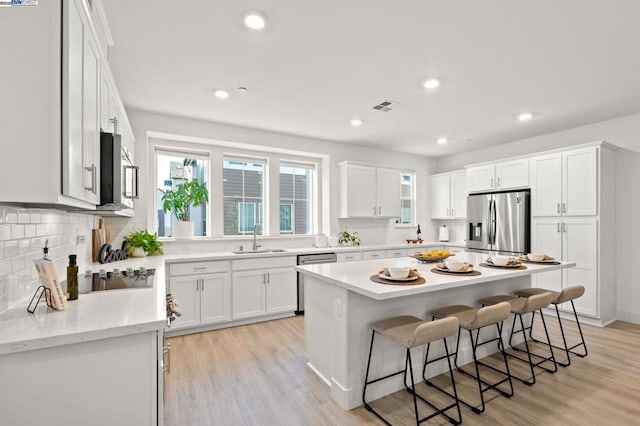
[387,267,411,279]
[445,259,465,272]
[492,255,511,266]
[528,253,546,262]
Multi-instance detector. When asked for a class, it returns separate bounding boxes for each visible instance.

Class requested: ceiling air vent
[372,100,403,112]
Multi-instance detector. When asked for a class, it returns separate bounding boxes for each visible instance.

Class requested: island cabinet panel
[0,332,158,426]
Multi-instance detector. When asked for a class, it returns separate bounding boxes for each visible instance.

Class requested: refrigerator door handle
[492,199,497,246]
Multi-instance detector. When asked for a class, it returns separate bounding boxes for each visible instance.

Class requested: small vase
[174,221,195,240]
[132,247,147,257]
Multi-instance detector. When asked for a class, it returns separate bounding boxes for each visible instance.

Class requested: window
[279,164,313,234]
[224,159,265,236]
[156,152,209,237]
[398,172,415,225]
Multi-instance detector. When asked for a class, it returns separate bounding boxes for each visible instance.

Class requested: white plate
[520,256,557,264]
[378,273,421,282]
[435,266,474,274]
[485,260,522,268]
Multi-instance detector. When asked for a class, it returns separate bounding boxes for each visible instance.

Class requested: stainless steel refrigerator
[466,190,530,255]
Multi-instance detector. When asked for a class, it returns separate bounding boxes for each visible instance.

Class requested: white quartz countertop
[296,253,576,300]
[0,256,167,355]
[0,241,464,355]
[163,241,465,263]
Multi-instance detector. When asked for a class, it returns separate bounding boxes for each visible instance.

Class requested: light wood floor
[164,316,640,425]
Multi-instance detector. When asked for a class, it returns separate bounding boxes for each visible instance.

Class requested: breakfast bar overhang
[296,253,575,410]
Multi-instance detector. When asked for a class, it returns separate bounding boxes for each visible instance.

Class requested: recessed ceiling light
[243,11,267,30]
[213,89,230,99]
[422,78,441,90]
[350,119,363,127]
[437,137,448,145]
[517,112,533,121]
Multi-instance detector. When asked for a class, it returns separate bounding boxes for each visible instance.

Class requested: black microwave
[99,132,139,210]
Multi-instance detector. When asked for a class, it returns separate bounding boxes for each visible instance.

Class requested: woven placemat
[430,268,481,277]
[479,262,528,270]
[370,275,426,286]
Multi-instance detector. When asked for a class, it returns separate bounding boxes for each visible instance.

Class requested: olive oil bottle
[67,254,79,301]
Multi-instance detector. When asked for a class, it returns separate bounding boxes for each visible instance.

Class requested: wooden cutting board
[92,218,106,262]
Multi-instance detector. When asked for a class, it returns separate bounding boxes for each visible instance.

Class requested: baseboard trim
[307,362,331,387]
[616,310,640,325]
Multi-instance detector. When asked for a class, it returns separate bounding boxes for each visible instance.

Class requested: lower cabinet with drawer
[168,261,231,331]
[231,256,297,321]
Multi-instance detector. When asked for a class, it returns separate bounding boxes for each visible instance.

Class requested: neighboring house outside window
[279,163,313,234]
[398,172,415,225]
[223,159,265,236]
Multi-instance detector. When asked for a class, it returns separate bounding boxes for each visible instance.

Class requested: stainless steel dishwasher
[296,252,337,314]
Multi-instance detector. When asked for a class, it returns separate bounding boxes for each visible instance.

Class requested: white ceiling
[103,0,640,157]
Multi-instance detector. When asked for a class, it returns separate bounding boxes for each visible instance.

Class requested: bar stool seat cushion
[515,285,585,305]
[480,292,554,315]
[431,303,511,331]
[371,315,459,349]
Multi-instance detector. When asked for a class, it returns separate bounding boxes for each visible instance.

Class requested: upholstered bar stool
[363,315,462,425]
[513,285,588,367]
[478,292,557,385]
[425,302,513,414]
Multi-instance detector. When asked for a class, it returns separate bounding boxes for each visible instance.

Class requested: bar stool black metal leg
[443,341,462,425]
[518,313,537,385]
[570,300,589,357]
[469,329,486,413]
[362,330,378,414]
[539,309,558,373]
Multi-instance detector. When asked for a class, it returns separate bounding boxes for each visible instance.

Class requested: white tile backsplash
[0,205,96,314]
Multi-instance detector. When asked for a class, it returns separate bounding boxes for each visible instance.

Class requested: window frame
[223,156,267,236]
[396,171,416,227]
[279,161,315,236]
[148,136,325,240]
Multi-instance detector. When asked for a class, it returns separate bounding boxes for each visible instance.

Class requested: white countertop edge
[0,320,167,356]
[296,261,577,301]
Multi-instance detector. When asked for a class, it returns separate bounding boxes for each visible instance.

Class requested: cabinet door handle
[557,222,561,233]
[497,177,501,187]
[377,206,381,215]
[490,178,494,188]
[562,203,567,214]
[123,165,140,199]
[196,278,199,291]
[84,164,97,194]
[562,222,567,233]
[446,208,449,217]
[451,209,455,217]
[263,273,267,284]
[267,272,270,283]
[201,278,204,292]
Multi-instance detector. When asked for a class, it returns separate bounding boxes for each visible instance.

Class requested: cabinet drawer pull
[193,267,207,271]
[84,164,97,194]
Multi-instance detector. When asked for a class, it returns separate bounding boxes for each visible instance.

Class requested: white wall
[105,109,436,254]
[436,112,640,324]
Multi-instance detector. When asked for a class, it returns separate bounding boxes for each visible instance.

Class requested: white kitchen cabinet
[337,252,363,262]
[338,162,401,218]
[232,270,268,319]
[431,170,467,219]
[231,256,297,320]
[265,268,297,314]
[530,147,597,217]
[363,250,386,260]
[0,331,160,426]
[0,0,132,209]
[168,261,231,330]
[467,159,529,193]
[82,27,101,204]
[531,217,598,317]
[385,248,409,258]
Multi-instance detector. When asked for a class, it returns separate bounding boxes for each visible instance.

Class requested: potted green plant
[124,229,163,257]
[338,230,361,246]
[161,179,209,240]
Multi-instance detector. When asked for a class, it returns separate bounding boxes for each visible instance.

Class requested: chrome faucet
[252,224,262,251]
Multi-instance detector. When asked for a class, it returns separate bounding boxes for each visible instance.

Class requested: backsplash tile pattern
[0,206,95,313]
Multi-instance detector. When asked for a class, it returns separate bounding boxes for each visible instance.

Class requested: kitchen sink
[232,249,288,254]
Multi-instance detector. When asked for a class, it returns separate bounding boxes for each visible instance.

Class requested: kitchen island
[296,253,575,410]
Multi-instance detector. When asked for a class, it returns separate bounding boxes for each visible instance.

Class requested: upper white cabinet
[431,170,467,219]
[530,143,616,324]
[467,159,529,193]
[530,147,597,217]
[338,162,401,218]
[0,0,133,209]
